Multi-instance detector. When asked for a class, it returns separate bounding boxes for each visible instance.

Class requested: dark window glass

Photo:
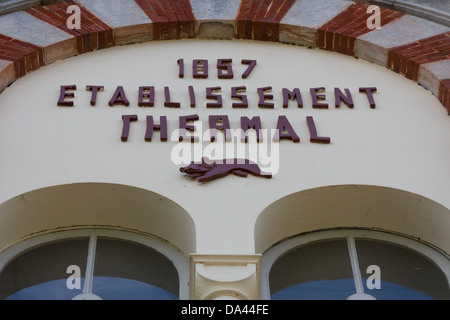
[356,239,450,300]
[269,237,450,300]
[270,239,354,300]
[93,237,179,299]
[0,238,89,300]
[0,236,180,300]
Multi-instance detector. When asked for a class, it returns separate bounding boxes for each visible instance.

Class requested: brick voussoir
[134,0,195,40]
[388,32,450,81]
[439,80,450,114]
[318,2,405,56]
[236,0,295,41]
[25,1,114,54]
[0,59,15,92]
[0,33,45,78]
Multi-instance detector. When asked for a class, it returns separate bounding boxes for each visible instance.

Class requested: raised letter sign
[311,87,329,109]
[179,114,200,142]
[193,59,208,79]
[177,59,184,78]
[241,59,257,79]
[359,87,377,109]
[282,88,303,108]
[306,116,330,144]
[109,86,130,106]
[164,86,180,108]
[86,85,104,106]
[258,86,274,109]
[217,59,234,79]
[334,88,354,108]
[209,115,231,142]
[231,86,248,108]
[274,115,300,142]
[146,116,167,142]
[121,115,138,142]
[241,116,262,143]
[138,86,155,107]
[188,85,196,108]
[206,87,223,108]
[57,85,77,107]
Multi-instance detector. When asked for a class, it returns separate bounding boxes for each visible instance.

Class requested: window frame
[261,229,450,300]
[0,228,189,300]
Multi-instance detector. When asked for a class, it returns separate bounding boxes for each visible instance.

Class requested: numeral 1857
[177,59,257,80]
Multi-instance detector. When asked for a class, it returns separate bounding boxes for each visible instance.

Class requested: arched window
[262,230,450,300]
[0,229,188,300]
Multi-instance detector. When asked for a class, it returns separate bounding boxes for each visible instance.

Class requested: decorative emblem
[180,157,272,183]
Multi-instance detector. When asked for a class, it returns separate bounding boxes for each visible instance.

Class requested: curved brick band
[0,0,449,114]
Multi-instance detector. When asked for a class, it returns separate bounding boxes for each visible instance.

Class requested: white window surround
[0,228,190,300]
[261,229,450,300]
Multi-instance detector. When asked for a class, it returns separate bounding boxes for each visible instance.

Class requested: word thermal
[57,85,377,109]
[120,114,330,144]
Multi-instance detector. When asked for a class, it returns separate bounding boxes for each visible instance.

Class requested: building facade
[0,0,449,300]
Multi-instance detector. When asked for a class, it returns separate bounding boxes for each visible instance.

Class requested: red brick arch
[0,0,448,113]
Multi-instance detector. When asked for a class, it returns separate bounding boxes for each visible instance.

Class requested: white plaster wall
[0,40,449,254]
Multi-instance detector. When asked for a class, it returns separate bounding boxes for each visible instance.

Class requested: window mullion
[347,236,364,294]
[83,235,97,295]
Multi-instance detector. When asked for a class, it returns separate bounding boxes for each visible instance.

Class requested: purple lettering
[193,59,208,79]
[359,87,377,109]
[121,114,138,142]
[109,86,130,106]
[164,86,180,108]
[282,88,303,108]
[86,85,103,106]
[231,86,248,108]
[310,87,328,109]
[258,86,274,109]
[306,116,330,144]
[138,86,155,107]
[209,115,231,142]
[177,58,184,78]
[274,115,300,142]
[145,116,167,142]
[188,85,196,108]
[241,116,262,142]
[179,114,199,142]
[206,87,222,108]
[334,88,354,108]
[217,59,234,79]
[57,85,77,107]
[241,59,257,79]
